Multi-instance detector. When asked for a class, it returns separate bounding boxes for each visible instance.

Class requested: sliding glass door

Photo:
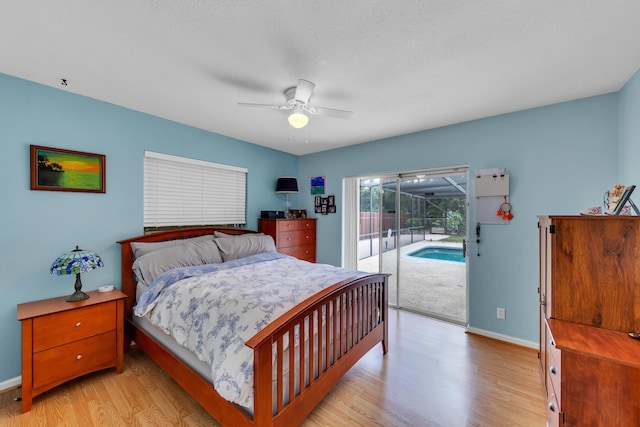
[352,166,468,324]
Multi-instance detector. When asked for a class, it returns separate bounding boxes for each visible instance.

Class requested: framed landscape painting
[30,145,106,193]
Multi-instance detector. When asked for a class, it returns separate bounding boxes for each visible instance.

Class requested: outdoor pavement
[357,234,467,323]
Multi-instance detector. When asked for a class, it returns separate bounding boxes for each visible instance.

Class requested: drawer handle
[550,365,556,375]
[287,237,292,241]
[76,322,82,327]
[548,402,555,412]
[76,354,83,360]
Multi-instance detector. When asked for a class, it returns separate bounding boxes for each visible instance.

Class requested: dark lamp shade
[276,177,298,193]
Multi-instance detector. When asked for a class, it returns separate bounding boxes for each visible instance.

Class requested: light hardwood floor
[0,310,546,426]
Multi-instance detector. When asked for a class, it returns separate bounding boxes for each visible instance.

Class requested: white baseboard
[466,326,538,350]
[0,376,21,392]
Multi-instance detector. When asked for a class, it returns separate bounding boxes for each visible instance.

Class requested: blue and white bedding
[134,251,364,408]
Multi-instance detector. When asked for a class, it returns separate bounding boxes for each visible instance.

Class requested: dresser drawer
[259,218,316,263]
[277,230,315,248]
[296,220,316,231]
[276,220,300,232]
[33,302,116,352]
[547,334,562,409]
[280,244,316,261]
[547,385,561,427]
[33,330,117,390]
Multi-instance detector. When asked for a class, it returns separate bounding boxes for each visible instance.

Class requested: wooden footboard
[118,228,389,427]
[247,273,388,427]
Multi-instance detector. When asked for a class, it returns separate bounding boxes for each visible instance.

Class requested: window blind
[342,176,360,269]
[144,151,247,227]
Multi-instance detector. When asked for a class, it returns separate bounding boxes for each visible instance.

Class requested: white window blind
[342,176,360,269]
[144,151,247,227]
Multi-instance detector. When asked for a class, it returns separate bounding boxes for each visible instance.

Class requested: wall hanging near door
[475,168,511,224]
[315,194,336,214]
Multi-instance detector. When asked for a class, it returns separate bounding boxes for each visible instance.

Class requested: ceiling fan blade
[294,79,315,104]
[310,106,354,119]
[238,102,288,110]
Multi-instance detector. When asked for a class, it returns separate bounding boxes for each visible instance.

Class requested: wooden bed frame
[117,227,389,427]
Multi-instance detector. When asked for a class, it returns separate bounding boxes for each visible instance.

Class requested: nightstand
[17,289,127,412]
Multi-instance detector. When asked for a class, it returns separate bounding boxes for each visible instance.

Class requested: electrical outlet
[497,307,506,320]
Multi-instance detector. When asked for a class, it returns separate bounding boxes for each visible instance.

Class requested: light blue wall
[0,73,298,382]
[2,67,638,385]
[619,68,640,184]
[299,94,620,344]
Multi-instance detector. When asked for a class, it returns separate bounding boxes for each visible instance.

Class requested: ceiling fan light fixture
[288,107,309,129]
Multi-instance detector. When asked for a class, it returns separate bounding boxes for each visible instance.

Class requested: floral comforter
[134,252,364,408]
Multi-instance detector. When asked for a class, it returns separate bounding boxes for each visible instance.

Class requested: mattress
[133,309,330,415]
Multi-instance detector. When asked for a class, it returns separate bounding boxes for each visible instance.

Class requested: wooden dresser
[17,290,126,412]
[538,216,640,426]
[258,218,316,262]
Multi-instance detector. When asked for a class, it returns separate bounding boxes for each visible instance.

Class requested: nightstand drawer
[33,302,116,352]
[33,331,117,390]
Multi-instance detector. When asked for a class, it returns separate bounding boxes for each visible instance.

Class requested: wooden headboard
[116,227,258,321]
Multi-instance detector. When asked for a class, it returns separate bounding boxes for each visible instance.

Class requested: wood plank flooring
[0,310,547,426]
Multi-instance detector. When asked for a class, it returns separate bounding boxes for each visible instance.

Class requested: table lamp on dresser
[276,176,298,217]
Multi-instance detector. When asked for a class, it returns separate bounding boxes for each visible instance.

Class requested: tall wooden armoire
[538,216,640,426]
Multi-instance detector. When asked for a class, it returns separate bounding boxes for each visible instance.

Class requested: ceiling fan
[238,79,354,129]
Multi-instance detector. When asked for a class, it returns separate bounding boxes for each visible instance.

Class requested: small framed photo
[321,204,328,214]
[314,196,322,207]
[290,209,307,218]
[321,197,329,205]
[328,205,336,213]
[328,195,335,206]
[315,206,322,214]
[30,145,105,193]
[311,176,325,194]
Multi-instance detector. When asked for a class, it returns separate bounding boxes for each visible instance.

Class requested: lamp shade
[51,246,103,301]
[276,177,299,193]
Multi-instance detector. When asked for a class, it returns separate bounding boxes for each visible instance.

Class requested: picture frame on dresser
[612,185,637,215]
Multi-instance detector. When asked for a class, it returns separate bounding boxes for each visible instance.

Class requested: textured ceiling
[2,1,640,155]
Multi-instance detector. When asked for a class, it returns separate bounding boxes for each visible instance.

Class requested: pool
[407,246,466,263]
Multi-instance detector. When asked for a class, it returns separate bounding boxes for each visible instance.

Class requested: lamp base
[67,272,89,302]
[67,290,90,302]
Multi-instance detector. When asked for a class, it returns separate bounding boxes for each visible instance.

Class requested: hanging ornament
[496,196,514,221]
